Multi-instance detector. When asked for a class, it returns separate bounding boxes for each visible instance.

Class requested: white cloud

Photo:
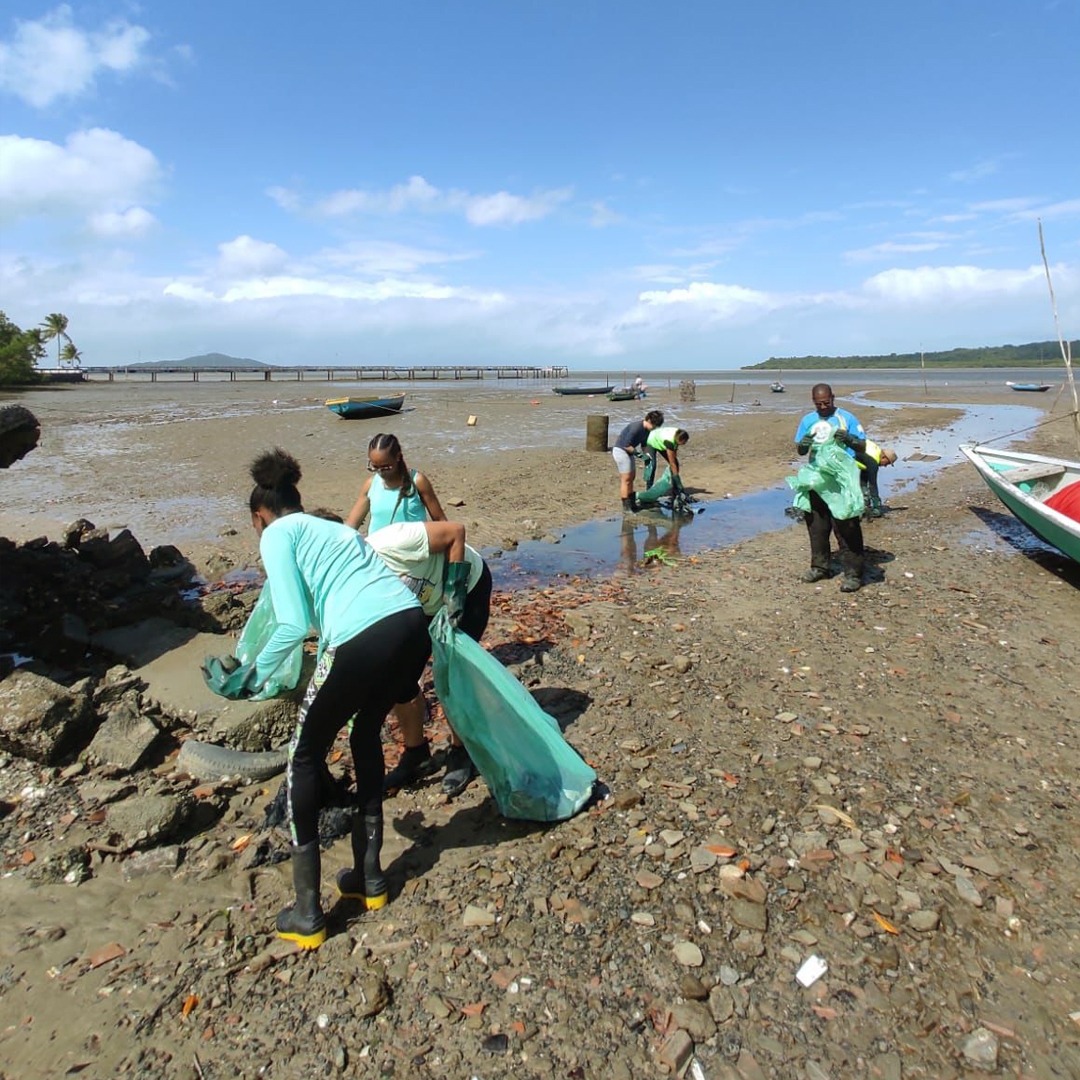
[970,197,1042,214]
[303,174,572,226]
[0,129,162,224]
[217,235,288,276]
[317,240,478,276]
[1012,198,1080,222]
[845,241,947,263]
[589,201,623,227]
[87,206,156,238]
[638,281,775,317]
[948,159,1000,183]
[861,264,1048,303]
[0,5,151,108]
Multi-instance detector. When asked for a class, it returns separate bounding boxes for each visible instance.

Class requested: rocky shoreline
[2,391,1078,1078]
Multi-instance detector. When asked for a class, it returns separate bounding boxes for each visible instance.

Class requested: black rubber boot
[839,552,864,593]
[800,566,830,583]
[275,841,327,950]
[335,812,388,911]
[441,745,476,798]
[621,496,635,513]
[382,741,436,793]
[867,495,884,519]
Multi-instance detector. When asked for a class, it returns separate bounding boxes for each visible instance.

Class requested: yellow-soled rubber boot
[335,812,388,911]
[275,841,327,949]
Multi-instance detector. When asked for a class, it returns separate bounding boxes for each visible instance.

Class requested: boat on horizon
[325,393,406,419]
[552,384,615,396]
[961,444,1080,564]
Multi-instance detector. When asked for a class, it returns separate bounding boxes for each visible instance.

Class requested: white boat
[960,445,1080,563]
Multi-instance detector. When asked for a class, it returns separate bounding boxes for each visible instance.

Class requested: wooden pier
[86,364,569,383]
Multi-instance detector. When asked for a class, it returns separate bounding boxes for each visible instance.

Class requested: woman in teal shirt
[246,449,429,949]
[344,432,446,533]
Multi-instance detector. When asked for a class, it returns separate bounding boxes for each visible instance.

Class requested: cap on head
[880,449,898,466]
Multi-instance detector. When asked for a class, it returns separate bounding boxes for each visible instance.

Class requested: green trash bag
[786,438,864,520]
[234,587,304,700]
[429,610,597,821]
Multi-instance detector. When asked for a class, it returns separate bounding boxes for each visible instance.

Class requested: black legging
[287,607,429,845]
[804,490,864,571]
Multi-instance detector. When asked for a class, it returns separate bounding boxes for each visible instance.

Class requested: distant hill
[122,352,273,370]
[743,340,1076,370]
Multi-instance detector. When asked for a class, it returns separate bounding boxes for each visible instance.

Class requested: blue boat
[1005,381,1052,393]
[325,393,406,419]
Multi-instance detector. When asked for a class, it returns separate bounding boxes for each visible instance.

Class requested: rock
[122,845,183,880]
[907,909,940,932]
[0,670,94,763]
[961,1027,999,1071]
[352,969,391,1018]
[656,1030,693,1074]
[708,985,735,1022]
[83,699,161,773]
[679,974,709,1000]
[730,900,768,932]
[673,941,704,967]
[463,904,497,927]
[105,793,196,850]
[673,655,693,674]
[954,874,984,907]
[671,1001,716,1041]
[0,404,40,468]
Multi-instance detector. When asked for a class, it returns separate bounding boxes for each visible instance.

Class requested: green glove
[443,561,470,627]
[833,429,857,448]
[796,435,814,455]
[201,655,259,699]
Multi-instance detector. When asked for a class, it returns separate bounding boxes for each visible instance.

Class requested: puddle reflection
[489,398,1047,588]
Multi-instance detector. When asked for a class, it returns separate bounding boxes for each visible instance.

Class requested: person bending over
[612,409,664,512]
[238,449,429,949]
[366,520,492,798]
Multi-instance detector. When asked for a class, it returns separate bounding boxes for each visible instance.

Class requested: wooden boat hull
[961,445,1080,562]
[1005,382,1052,392]
[552,385,615,396]
[325,394,405,419]
[607,388,641,401]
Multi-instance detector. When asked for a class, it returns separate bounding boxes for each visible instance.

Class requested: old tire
[176,739,288,782]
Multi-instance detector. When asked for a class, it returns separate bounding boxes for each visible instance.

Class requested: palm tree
[59,341,83,368]
[39,313,70,367]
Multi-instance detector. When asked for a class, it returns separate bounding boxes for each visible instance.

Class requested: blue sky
[2,2,1078,369]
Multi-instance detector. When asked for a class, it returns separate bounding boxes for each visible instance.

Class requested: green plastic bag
[787,439,864,520]
[638,465,683,506]
[234,587,304,700]
[429,611,597,821]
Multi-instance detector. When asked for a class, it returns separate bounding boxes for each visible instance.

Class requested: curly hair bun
[250,448,302,489]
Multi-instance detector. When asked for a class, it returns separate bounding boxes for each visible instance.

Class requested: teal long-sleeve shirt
[255,513,420,687]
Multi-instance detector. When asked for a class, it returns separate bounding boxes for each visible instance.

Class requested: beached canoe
[770,381,786,393]
[552,385,615,396]
[325,393,406,419]
[1005,381,1052,392]
[961,444,1080,563]
[607,387,641,402]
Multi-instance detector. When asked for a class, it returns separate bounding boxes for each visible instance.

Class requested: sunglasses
[366,461,398,473]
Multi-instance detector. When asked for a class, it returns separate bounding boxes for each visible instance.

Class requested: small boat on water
[770,380,786,393]
[961,445,1080,563]
[1006,381,1053,392]
[325,393,406,419]
[552,385,615,396]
